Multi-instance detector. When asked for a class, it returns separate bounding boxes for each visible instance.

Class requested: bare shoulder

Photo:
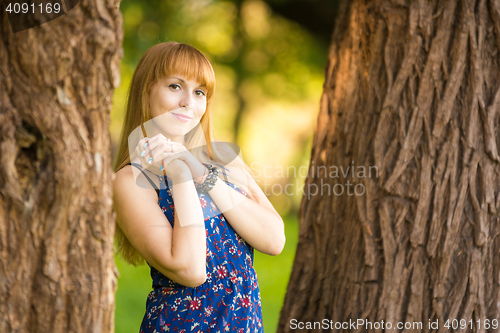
[113,165,158,203]
[112,165,177,278]
[222,156,257,192]
[113,165,136,190]
[214,140,240,162]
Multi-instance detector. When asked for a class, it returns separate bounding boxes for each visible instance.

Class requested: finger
[148,141,169,164]
[141,134,160,150]
[140,135,160,148]
[142,140,182,164]
[149,142,179,165]
[156,150,176,163]
[140,150,164,173]
[144,138,163,156]
[134,137,148,155]
[138,137,149,149]
[139,152,153,168]
[168,141,187,153]
[137,136,157,158]
[148,141,175,162]
[158,134,169,143]
[160,152,180,167]
[161,142,175,154]
[142,137,171,161]
[138,141,151,158]
[141,145,159,166]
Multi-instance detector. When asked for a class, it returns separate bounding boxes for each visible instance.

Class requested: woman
[112,42,285,332]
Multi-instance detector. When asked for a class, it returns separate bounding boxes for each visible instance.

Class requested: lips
[171,112,192,123]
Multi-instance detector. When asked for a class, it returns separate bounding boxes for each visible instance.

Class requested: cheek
[196,105,207,118]
[149,93,163,111]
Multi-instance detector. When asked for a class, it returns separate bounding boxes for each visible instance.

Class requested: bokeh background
[111,0,334,331]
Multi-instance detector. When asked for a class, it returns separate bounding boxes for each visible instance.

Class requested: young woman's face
[148,75,208,137]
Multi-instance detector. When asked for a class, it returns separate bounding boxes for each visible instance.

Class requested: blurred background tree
[112,0,339,332]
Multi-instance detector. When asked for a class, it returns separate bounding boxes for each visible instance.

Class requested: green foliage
[119,0,327,99]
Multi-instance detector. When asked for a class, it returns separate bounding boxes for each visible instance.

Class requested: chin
[179,121,201,134]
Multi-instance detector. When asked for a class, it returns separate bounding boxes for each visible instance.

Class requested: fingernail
[148,157,153,164]
[140,150,146,157]
[159,165,163,171]
[143,142,148,148]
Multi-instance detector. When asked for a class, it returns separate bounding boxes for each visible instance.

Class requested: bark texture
[279,0,500,332]
[0,1,122,332]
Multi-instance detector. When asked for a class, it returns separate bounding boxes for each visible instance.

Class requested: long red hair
[112,42,216,266]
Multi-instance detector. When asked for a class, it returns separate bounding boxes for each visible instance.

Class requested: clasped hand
[132,134,207,182]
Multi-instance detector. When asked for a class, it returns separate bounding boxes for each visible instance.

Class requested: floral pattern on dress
[139,173,263,333]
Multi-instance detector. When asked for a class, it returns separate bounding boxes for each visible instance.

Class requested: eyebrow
[169,76,206,89]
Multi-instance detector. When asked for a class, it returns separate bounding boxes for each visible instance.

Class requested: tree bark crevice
[0,0,122,332]
[279,0,500,331]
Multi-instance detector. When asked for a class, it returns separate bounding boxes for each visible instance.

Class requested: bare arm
[206,162,286,256]
[169,170,206,284]
[113,161,206,287]
[150,138,285,256]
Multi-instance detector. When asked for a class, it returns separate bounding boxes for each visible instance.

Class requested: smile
[171,112,192,123]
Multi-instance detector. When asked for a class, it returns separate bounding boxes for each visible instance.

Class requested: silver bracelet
[194,163,219,192]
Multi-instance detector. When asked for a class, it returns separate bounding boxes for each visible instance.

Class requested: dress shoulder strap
[125,162,160,198]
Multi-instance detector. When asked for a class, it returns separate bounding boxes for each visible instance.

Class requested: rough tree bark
[279,0,500,332]
[0,1,122,332]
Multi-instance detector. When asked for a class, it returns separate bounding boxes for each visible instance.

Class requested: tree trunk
[279,0,500,332]
[0,1,122,332]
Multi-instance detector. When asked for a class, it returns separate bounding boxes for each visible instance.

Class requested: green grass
[254,215,299,332]
[114,253,152,332]
[114,214,299,333]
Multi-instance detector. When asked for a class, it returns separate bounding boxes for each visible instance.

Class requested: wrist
[186,156,205,180]
[167,161,192,182]
[194,163,219,193]
[170,170,193,183]
[193,166,208,184]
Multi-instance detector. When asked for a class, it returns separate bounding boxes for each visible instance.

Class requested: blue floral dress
[133,164,264,333]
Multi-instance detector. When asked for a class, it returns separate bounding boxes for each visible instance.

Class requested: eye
[195,90,206,97]
[169,83,181,90]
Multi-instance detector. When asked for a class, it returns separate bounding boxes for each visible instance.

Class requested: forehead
[149,48,215,94]
[165,75,206,87]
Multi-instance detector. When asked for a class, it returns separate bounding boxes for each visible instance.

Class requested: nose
[179,91,194,110]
